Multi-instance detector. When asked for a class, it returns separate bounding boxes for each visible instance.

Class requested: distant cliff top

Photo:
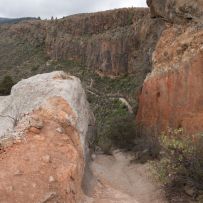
[0,17,39,24]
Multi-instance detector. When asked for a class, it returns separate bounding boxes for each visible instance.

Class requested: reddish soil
[0,98,84,203]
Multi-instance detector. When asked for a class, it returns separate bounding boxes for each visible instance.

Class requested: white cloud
[0,0,147,19]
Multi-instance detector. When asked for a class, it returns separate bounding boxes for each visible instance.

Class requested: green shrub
[110,114,137,149]
[0,75,14,95]
[31,66,39,72]
[93,99,131,154]
[156,128,203,201]
[93,99,160,161]
[127,12,134,25]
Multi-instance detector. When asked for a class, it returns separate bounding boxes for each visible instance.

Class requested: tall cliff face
[137,1,203,135]
[0,8,165,77]
[45,8,165,75]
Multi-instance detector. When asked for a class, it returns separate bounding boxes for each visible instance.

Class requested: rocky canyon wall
[45,8,165,75]
[0,8,165,76]
[137,0,203,135]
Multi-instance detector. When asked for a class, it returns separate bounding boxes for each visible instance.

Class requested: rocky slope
[0,71,93,203]
[137,0,203,135]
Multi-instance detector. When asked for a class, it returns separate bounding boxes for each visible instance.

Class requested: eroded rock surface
[136,16,203,135]
[0,71,93,203]
[147,0,203,23]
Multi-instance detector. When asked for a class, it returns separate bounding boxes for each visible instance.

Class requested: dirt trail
[85,151,166,203]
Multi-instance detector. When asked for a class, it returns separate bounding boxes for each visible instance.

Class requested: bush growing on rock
[155,128,203,201]
[0,75,14,96]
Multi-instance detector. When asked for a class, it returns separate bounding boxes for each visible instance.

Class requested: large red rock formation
[136,22,203,135]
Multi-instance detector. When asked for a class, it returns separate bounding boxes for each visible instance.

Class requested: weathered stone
[30,119,44,129]
[0,71,91,151]
[147,0,203,23]
[32,183,37,188]
[136,23,203,135]
[0,71,93,203]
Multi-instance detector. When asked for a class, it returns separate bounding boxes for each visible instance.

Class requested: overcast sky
[0,0,147,19]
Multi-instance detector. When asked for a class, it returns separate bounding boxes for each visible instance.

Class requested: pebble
[56,127,64,134]
[14,169,23,176]
[32,183,37,188]
[91,153,96,161]
[34,135,45,141]
[42,155,51,163]
[7,186,14,192]
[49,176,55,183]
[39,192,56,203]
[30,118,44,129]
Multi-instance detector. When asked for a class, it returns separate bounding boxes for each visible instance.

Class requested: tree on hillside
[0,75,14,96]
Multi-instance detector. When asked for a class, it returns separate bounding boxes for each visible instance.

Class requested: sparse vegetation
[0,54,155,157]
[53,60,146,154]
[127,12,134,25]
[152,128,203,202]
[30,59,148,155]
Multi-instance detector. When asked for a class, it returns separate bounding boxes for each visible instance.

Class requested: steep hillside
[0,8,165,81]
[137,0,203,136]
